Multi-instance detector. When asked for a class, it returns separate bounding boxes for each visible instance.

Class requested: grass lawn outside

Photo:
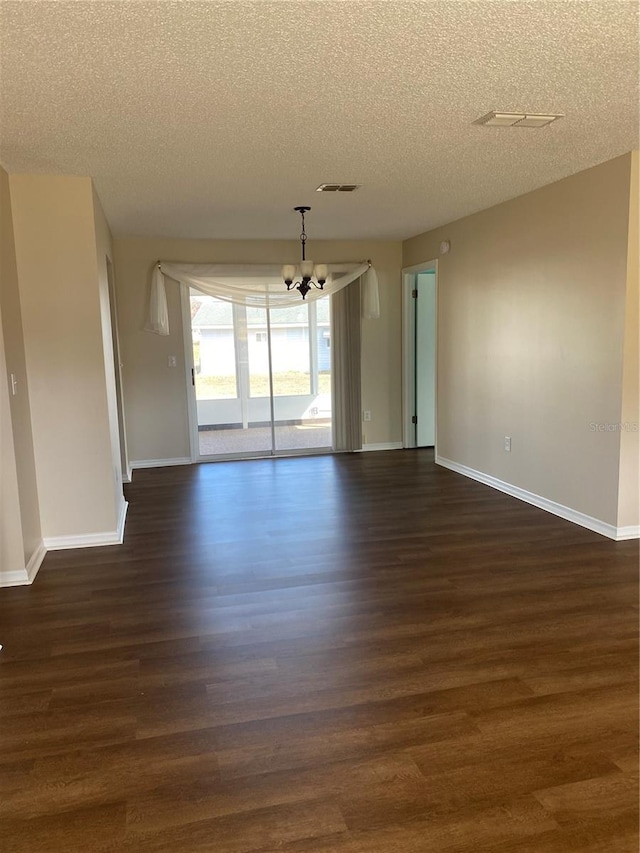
[195,371,331,399]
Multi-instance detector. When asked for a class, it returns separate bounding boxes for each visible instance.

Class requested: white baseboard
[615,525,640,541]
[43,528,122,550]
[43,498,128,551]
[2,500,129,585]
[436,455,638,541]
[360,442,403,452]
[130,457,191,471]
[116,497,128,543]
[25,539,46,580]
[0,570,30,587]
[0,539,46,587]
[122,466,132,484]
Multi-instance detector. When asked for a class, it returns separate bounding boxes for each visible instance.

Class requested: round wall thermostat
[439,240,450,254]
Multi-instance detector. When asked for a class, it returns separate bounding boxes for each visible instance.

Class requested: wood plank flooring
[1,449,638,852]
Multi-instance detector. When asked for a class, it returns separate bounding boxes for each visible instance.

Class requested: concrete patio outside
[198,422,332,456]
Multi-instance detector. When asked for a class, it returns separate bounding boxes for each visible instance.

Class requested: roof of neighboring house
[192,298,330,328]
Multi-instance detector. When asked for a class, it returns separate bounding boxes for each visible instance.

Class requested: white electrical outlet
[504,436,511,452]
[168,355,177,367]
[363,410,371,422]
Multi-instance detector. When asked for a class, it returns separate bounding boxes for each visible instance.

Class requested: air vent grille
[316,183,361,192]
[474,111,563,128]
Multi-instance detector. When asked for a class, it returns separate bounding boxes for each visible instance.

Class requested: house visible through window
[255,332,267,342]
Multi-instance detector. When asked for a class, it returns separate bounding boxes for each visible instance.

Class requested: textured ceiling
[0,1,638,240]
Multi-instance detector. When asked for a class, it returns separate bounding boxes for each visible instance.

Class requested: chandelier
[282,206,328,299]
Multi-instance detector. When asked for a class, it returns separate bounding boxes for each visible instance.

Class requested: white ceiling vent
[474,111,563,128]
[315,183,361,192]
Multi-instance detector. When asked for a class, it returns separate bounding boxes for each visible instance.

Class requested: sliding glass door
[188,290,332,459]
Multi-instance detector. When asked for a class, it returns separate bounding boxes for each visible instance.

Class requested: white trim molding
[130,457,191,471]
[0,540,46,587]
[44,499,128,551]
[436,456,638,541]
[401,258,439,452]
[25,539,46,580]
[2,500,129,586]
[0,570,31,587]
[360,442,403,452]
[615,525,640,541]
[116,497,128,542]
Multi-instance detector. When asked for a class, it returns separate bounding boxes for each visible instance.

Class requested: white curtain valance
[146,261,379,335]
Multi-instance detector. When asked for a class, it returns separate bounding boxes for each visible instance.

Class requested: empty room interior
[1,2,639,852]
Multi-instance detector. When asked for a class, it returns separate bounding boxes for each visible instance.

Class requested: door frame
[180,285,200,462]
[401,259,439,451]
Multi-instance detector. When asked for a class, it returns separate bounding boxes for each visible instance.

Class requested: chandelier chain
[299,209,307,260]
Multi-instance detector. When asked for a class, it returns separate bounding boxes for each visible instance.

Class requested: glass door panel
[189,290,332,458]
[272,301,332,452]
[190,291,270,457]
[315,296,333,429]
[243,305,273,453]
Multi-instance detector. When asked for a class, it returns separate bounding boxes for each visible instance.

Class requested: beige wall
[113,238,402,462]
[403,154,633,528]
[618,151,639,529]
[10,174,122,540]
[0,165,41,571]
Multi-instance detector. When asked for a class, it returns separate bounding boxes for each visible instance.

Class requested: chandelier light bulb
[314,264,328,284]
[282,264,297,284]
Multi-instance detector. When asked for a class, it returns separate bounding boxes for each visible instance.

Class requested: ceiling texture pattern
[1,0,638,240]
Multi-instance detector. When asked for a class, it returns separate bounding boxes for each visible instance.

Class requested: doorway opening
[402,261,437,450]
[184,289,333,459]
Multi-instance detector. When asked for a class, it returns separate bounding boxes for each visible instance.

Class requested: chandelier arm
[291,278,324,288]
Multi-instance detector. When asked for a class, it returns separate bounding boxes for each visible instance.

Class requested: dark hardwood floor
[1,449,638,852]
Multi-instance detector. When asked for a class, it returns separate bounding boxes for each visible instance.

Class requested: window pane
[316,296,330,322]
[317,298,331,395]
[247,306,270,397]
[269,303,311,396]
[190,291,237,399]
